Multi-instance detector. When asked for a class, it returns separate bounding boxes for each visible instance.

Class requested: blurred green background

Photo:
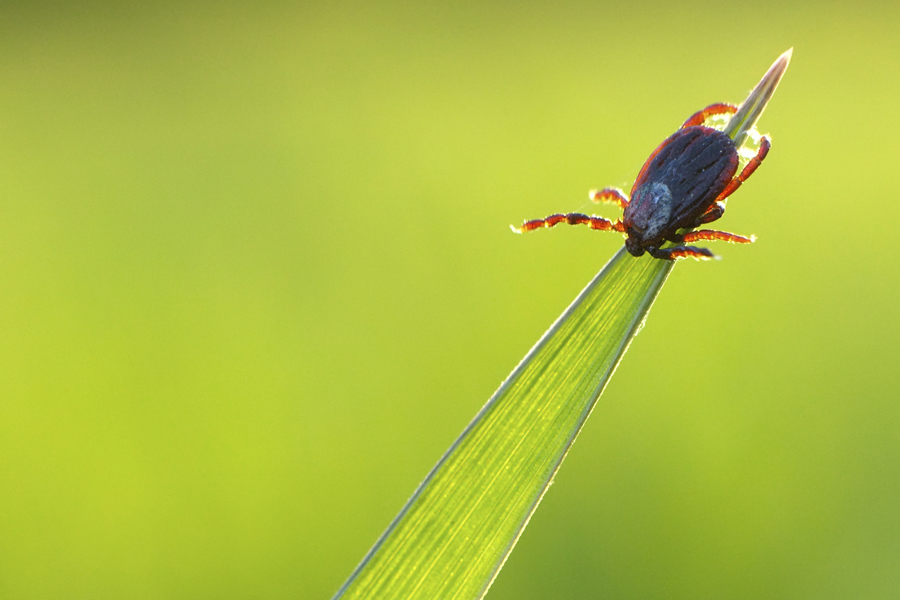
[0,1,898,598]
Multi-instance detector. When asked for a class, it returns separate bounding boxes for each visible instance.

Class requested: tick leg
[716,136,771,201]
[512,213,625,234]
[669,229,755,244]
[589,187,629,209]
[681,103,738,128]
[692,201,726,226]
[647,245,716,261]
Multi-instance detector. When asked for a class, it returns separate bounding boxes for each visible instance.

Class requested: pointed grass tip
[724,48,793,144]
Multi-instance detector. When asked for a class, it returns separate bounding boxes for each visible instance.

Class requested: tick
[513,103,770,260]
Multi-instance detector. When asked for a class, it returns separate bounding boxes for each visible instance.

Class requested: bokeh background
[1,1,898,598]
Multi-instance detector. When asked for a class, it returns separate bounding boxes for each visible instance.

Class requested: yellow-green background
[1,1,897,598]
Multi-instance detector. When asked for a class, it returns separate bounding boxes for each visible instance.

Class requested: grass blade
[333,49,792,600]
[335,250,671,600]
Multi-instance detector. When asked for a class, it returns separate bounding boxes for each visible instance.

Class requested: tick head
[624,236,646,257]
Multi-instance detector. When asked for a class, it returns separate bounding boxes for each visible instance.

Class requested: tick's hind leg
[589,187,629,209]
[681,103,737,128]
[716,136,771,201]
[512,213,625,234]
[647,245,716,261]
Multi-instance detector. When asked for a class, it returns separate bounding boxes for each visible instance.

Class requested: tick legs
[681,103,737,128]
[691,201,726,226]
[669,230,755,245]
[689,136,771,227]
[717,136,771,201]
[589,187,629,209]
[647,245,715,261]
[513,186,628,236]
[651,229,754,260]
[512,213,625,234]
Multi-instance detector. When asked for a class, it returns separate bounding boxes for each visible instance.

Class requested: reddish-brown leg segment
[671,229,755,244]
[681,103,738,128]
[648,245,715,261]
[716,136,771,201]
[513,213,625,234]
[589,187,629,209]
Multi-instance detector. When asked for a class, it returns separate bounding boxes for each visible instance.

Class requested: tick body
[514,103,771,260]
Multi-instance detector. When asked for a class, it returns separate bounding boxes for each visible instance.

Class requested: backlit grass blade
[332,49,791,600]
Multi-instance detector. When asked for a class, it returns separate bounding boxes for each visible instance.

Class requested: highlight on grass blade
[332,50,791,600]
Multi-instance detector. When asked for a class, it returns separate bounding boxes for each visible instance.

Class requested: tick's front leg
[512,213,626,234]
[589,187,629,210]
